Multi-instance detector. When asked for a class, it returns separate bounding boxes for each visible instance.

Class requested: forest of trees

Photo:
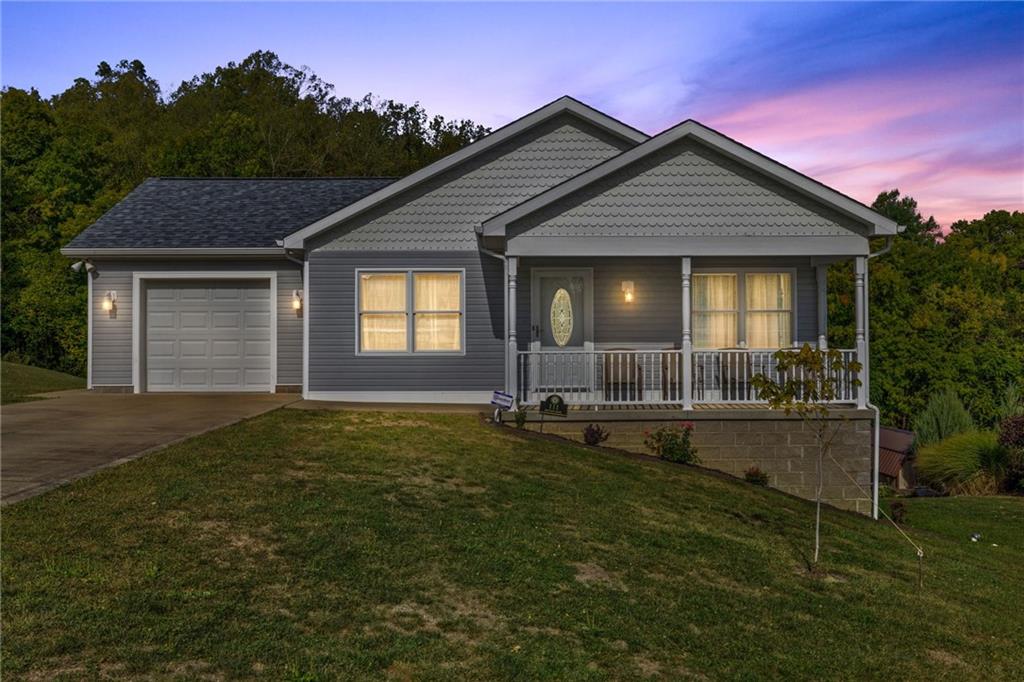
[2,51,1021,428]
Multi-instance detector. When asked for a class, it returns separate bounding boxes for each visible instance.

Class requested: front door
[530,269,593,399]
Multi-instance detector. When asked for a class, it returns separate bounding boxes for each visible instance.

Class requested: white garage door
[145,280,272,392]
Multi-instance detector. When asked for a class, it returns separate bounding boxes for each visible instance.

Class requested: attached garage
[140,277,276,392]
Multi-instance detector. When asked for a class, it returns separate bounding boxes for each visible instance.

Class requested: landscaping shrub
[997,415,1024,493]
[744,466,769,486]
[912,389,975,447]
[582,423,610,446]
[513,408,528,429]
[916,431,1009,495]
[644,422,699,464]
[995,382,1024,422]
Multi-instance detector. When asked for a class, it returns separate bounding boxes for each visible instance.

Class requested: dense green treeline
[1,51,488,375]
[1,52,1021,427]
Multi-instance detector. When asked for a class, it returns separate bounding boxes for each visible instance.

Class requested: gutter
[866,234,894,519]
[478,239,509,410]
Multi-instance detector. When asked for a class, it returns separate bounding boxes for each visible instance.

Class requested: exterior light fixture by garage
[292,289,303,311]
[621,280,635,303]
[102,290,117,312]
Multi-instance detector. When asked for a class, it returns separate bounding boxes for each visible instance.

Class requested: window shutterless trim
[354,268,466,356]
[692,268,797,349]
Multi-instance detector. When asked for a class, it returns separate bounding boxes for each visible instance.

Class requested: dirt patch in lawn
[572,562,627,591]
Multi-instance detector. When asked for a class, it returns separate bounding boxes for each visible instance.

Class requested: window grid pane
[693,274,737,311]
[747,312,792,348]
[694,311,738,349]
[360,313,408,351]
[360,273,406,312]
[415,313,462,351]
[414,273,460,312]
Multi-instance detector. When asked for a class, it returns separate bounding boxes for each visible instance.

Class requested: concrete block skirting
[522,409,874,514]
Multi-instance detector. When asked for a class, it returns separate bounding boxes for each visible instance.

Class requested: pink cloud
[694,60,1023,227]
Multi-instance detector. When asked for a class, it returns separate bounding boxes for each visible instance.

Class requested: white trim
[86,273,93,389]
[353,268,467,356]
[506,235,870,257]
[305,390,493,404]
[692,267,799,349]
[303,255,310,399]
[131,271,278,394]
[283,97,647,249]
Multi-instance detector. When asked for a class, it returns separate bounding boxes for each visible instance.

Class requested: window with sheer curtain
[693,274,738,348]
[745,273,792,348]
[358,271,462,352]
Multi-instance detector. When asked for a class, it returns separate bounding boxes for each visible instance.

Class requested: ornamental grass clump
[916,431,1010,495]
[644,422,699,464]
[912,388,975,447]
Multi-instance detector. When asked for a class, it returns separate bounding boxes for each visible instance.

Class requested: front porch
[503,255,868,410]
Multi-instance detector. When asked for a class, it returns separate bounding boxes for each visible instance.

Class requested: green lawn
[1,361,85,404]
[3,410,1021,680]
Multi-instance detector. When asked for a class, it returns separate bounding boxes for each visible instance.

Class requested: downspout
[866,235,894,519]
[478,239,508,407]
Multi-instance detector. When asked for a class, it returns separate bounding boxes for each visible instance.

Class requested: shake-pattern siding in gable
[312,114,634,251]
[508,139,866,240]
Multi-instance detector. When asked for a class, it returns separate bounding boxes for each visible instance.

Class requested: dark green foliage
[744,466,769,486]
[513,408,528,429]
[1,52,488,374]
[997,415,1024,451]
[916,431,1009,494]
[829,192,1024,428]
[644,421,699,464]
[912,389,975,447]
[582,423,610,446]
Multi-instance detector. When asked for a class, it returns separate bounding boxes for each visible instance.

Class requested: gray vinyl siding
[89,259,303,387]
[308,251,504,391]
[508,138,863,240]
[311,114,633,252]
[516,257,821,350]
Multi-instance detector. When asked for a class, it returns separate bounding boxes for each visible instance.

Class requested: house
[62,96,901,516]
[879,426,916,490]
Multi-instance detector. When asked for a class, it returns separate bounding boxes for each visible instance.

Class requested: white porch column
[681,257,693,410]
[854,256,867,409]
[816,264,829,350]
[507,256,519,401]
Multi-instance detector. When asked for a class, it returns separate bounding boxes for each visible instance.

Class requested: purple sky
[3,2,1021,226]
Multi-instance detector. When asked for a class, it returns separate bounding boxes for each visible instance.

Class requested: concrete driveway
[2,391,297,505]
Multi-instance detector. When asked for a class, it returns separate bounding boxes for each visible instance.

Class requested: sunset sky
[3,2,1021,226]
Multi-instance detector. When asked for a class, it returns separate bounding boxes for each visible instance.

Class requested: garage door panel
[212,312,241,329]
[244,311,271,329]
[145,279,271,392]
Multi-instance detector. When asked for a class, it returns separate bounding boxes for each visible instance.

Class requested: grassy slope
[1,361,85,404]
[3,410,1021,680]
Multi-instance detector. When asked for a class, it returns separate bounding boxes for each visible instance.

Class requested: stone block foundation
[521,408,874,514]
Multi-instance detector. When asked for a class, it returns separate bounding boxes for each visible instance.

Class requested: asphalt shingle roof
[66,177,396,249]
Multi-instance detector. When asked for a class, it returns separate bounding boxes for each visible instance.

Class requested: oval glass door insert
[550,287,574,347]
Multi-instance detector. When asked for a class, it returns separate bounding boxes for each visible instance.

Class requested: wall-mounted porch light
[621,280,635,303]
[102,290,117,312]
[292,289,304,311]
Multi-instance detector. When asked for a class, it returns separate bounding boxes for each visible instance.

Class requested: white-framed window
[692,271,793,349]
[745,272,792,349]
[693,274,738,349]
[357,270,463,353]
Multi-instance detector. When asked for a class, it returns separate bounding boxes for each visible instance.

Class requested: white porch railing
[515,348,859,406]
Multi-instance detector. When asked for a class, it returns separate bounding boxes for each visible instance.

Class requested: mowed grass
[3,409,1021,680]
[1,361,85,404]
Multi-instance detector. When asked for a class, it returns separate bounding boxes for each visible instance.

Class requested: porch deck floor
[521,402,771,411]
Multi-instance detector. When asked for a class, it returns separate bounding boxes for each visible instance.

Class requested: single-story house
[63,96,901,515]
